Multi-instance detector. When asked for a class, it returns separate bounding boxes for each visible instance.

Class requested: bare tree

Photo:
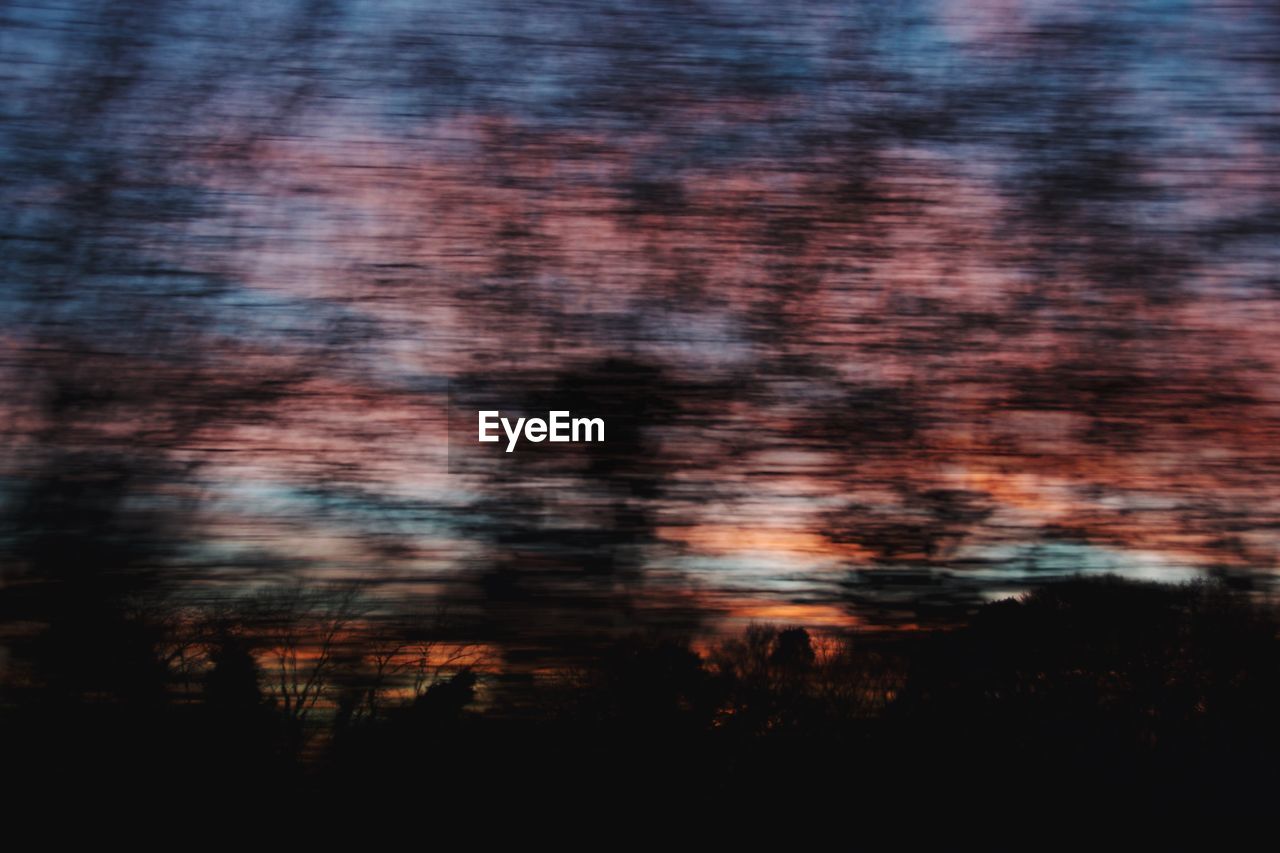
[252,581,366,729]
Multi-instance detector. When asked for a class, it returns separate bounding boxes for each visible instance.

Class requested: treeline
[3,576,1279,815]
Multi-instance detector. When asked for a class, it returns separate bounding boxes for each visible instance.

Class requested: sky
[2,0,1279,651]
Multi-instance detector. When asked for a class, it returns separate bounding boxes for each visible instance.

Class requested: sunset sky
[4,0,1280,647]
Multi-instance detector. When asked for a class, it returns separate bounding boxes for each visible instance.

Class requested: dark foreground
[3,576,1279,820]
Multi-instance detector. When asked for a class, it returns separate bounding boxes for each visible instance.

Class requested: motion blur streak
[2,2,1279,679]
